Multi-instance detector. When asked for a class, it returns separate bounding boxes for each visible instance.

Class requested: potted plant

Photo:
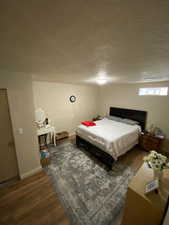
[143,151,169,181]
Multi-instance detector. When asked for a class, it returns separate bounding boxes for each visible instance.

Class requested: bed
[76,107,147,169]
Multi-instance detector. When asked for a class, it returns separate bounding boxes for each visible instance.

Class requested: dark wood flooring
[0,170,71,225]
[0,137,147,225]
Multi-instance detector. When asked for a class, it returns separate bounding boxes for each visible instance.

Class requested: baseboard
[20,166,42,179]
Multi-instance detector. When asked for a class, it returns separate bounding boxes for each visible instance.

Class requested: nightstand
[139,133,164,152]
[92,116,102,121]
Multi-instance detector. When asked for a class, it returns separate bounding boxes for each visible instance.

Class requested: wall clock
[69,95,76,103]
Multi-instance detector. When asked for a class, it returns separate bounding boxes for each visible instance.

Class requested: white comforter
[76,118,141,160]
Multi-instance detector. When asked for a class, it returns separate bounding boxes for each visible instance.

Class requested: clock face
[69,95,76,103]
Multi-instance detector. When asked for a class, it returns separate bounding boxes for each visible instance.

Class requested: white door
[0,89,18,183]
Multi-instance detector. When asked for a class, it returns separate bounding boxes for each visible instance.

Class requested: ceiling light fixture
[97,71,108,85]
[97,79,107,85]
[98,71,107,77]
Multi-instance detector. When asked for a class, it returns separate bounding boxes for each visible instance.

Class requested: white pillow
[122,118,139,125]
[105,115,123,122]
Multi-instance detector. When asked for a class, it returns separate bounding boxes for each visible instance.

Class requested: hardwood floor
[119,145,147,171]
[0,170,71,225]
[0,137,147,225]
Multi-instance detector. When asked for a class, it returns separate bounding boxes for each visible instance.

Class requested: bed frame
[109,107,147,131]
[76,107,147,169]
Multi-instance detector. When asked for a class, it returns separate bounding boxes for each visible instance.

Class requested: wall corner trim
[20,166,42,179]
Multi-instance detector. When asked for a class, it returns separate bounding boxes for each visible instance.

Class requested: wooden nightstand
[139,133,164,152]
[92,116,102,121]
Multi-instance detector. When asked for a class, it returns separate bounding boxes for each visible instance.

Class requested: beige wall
[99,81,169,138]
[0,73,41,179]
[33,81,99,134]
[1,73,168,180]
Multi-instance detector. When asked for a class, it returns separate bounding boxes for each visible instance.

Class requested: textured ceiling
[1,0,169,84]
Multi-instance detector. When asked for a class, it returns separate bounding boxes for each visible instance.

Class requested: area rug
[46,143,134,225]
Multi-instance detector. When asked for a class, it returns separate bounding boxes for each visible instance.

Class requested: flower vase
[153,169,163,181]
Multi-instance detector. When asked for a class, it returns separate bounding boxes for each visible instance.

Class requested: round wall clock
[69,95,76,103]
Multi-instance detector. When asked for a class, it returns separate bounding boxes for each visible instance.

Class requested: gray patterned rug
[46,143,134,225]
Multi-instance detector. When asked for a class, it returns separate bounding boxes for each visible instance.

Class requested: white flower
[144,150,169,171]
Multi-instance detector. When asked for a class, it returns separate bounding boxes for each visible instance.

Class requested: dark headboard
[109,107,147,131]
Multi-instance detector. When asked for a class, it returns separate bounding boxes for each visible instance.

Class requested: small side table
[139,133,164,152]
[37,126,56,149]
[92,116,102,121]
